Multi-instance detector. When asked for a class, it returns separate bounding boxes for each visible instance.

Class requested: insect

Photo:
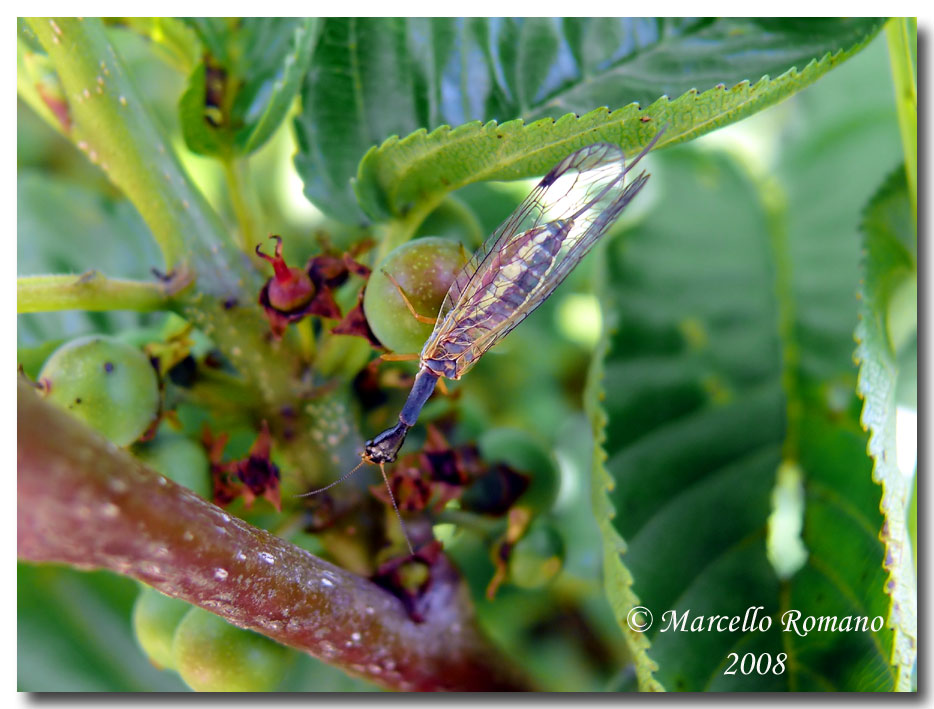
[304,130,663,551]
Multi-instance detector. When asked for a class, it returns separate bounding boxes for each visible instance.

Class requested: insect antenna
[379,462,415,556]
[296,459,367,497]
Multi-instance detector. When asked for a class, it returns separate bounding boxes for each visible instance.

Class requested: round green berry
[132,587,192,671]
[363,237,466,353]
[173,607,292,692]
[38,335,159,446]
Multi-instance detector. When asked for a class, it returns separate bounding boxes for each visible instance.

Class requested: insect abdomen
[471,224,565,325]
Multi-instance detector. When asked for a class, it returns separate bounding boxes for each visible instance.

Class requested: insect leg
[380,352,420,362]
[382,270,437,324]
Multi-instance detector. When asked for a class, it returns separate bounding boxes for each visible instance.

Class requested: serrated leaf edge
[584,253,664,692]
[852,166,917,691]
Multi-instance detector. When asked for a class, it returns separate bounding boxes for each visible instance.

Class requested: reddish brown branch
[17,380,529,691]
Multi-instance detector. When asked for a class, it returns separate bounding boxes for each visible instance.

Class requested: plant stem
[372,196,441,267]
[24,19,353,520]
[223,156,262,256]
[27,18,228,275]
[25,18,307,405]
[759,173,800,463]
[17,380,530,691]
[438,194,486,247]
[18,273,175,313]
[296,318,316,363]
[22,17,400,575]
[885,18,917,230]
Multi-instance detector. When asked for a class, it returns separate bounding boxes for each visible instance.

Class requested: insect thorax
[420,356,463,380]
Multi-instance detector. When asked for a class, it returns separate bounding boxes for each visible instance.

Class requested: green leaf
[356,21,885,222]
[238,18,319,154]
[854,166,917,691]
[294,18,419,221]
[179,18,319,157]
[587,35,901,690]
[293,17,883,222]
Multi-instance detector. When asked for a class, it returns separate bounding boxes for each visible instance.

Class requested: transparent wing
[437,142,627,321]
[423,131,661,375]
[450,172,650,358]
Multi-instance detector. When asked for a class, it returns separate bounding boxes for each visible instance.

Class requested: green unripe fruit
[38,335,159,446]
[478,428,561,516]
[363,237,466,353]
[134,433,212,499]
[132,587,192,671]
[508,523,565,589]
[173,607,292,692]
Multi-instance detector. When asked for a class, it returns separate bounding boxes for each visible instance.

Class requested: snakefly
[304,129,663,549]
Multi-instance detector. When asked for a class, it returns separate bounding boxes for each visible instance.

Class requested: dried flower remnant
[306,251,371,321]
[370,462,433,513]
[235,420,282,511]
[369,426,483,515]
[202,427,241,506]
[256,235,371,338]
[331,287,382,348]
[256,235,317,338]
[486,507,534,600]
[202,421,281,511]
[371,540,446,622]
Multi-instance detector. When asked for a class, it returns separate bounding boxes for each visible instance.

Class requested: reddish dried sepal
[331,287,382,348]
[369,427,488,515]
[200,422,281,512]
[305,253,370,320]
[371,540,445,623]
[485,507,533,600]
[370,462,433,513]
[257,237,372,338]
[212,467,243,507]
[201,427,238,505]
[235,421,281,512]
[256,236,318,338]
